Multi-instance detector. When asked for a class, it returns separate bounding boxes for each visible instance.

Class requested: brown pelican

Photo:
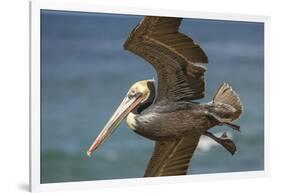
[87,16,243,177]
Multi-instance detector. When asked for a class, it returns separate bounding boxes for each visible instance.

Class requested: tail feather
[213,82,243,121]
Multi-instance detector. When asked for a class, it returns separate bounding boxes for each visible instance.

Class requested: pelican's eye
[128,88,137,98]
[131,89,136,95]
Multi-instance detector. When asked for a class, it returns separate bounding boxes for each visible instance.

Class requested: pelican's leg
[203,131,237,155]
[206,112,240,132]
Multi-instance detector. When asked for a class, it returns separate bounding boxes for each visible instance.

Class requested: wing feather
[144,133,200,177]
[124,16,208,103]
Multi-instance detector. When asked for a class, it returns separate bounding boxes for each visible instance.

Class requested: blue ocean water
[40,10,264,183]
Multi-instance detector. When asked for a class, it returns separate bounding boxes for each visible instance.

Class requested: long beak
[87,92,144,157]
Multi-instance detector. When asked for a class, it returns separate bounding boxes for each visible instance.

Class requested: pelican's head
[87,80,155,156]
[127,80,152,102]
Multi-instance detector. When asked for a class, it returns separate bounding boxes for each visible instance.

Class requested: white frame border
[30,0,270,192]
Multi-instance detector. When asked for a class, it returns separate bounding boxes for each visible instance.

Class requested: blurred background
[41,10,264,183]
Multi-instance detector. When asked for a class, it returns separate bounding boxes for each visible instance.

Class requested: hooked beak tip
[87,150,92,157]
[87,141,99,157]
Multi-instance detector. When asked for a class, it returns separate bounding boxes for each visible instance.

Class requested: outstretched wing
[144,134,200,177]
[124,16,208,104]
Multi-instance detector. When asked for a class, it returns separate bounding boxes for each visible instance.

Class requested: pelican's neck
[126,112,137,130]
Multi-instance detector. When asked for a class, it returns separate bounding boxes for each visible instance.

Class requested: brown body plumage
[87,16,243,177]
[129,82,242,141]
